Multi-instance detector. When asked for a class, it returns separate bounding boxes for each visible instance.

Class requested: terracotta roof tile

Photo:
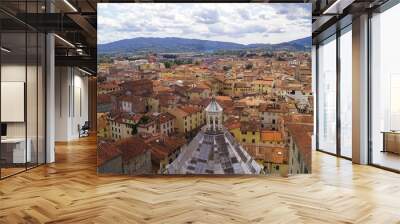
[224,117,241,130]
[261,131,283,142]
[158,112,175,123]
[286,123,312,168]
[148,137,186,163]
[240,120,260,132]
[179,105,201,114]
[98,141,121,166]
[97,94,112,104]
[116,137,150,162]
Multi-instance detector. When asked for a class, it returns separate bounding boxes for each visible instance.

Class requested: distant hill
[286,36,312,47]
[98,36,311,54]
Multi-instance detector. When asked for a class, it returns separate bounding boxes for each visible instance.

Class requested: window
[370,4,400,171]
[252,139,255,143]
[242,139,246,143]
[340,26,352,158]
[317,35,337,154]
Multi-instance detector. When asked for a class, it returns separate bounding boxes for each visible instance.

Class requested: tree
[164,61,173,68]
[139,115,150,124]
[131,124,138,135]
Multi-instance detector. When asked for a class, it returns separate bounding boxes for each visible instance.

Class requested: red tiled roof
[120,113,143,123]
[286,123,313,169]
[190,87,207,93]
[283,114,313,124]
[224,117,241,130]
[179,105,201,114]
[199,97,233,109]
[116,137,150,162]
[261,131,283,142]
[97,94,112,104]
[148,137,186,163]
[98,83,119,90]
[158,112,175,123]
[98,141,121,166]
[244,146,288,164]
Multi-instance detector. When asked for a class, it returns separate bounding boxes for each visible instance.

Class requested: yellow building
[97,63,112,73]
[167,105,205,135]
[97,113,109,139]
[239,120,261,145]
[109,118,134,140]
[224,118,241,139]
[107,113,142,140]
[225,118,261,145]
[138,63,151,71]
[147,97,160,113]
[188,87,211,101]
[211,75,225,93]
[222,79,234,95]
[159,72,175,79]
[251,80,273,94]
[233,82,252,96]
[259,147,289,176]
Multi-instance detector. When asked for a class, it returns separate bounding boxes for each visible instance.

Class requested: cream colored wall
[55,67,89,141]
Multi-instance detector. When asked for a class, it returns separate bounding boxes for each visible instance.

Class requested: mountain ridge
[98,36,311,54]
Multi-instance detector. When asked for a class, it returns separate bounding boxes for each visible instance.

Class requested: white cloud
[194,9,220,24]
[97,3,311,45]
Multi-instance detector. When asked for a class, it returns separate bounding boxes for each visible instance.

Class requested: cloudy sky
[98,3,311,45]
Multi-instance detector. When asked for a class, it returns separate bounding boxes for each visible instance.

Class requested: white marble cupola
[205,97,223,132]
